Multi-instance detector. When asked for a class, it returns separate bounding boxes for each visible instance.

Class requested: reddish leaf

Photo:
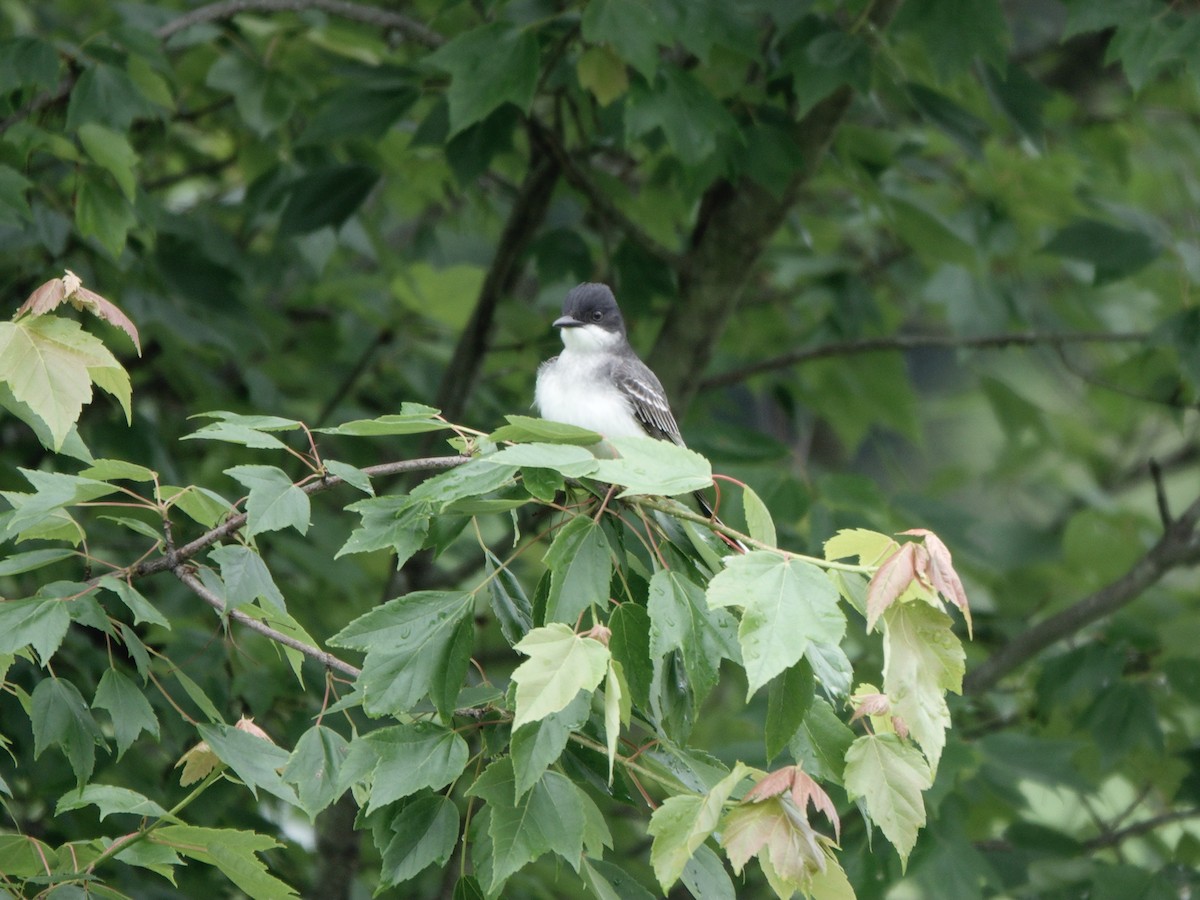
[850,692,890,722]
[16,278,67,317]
[866,542,917,631]
[744,765,841,840]
[70,282,141,354]
[901,529,971,636]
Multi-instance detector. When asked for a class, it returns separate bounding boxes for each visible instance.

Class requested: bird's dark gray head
[554,282,626,336]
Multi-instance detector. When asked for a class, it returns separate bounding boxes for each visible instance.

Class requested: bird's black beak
[553,315,583,329]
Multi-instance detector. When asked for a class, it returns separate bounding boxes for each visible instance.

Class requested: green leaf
[512,690,591,799]
[790,698,855,785]
[76,177,135,257]
[577,45,629,107]
[209,544,286,612]
[78,123,139,201]
[844,733,932,868]
[882,601,964,772]
[99,576,171,629]
[93,668,159,759]
[893,0,1009,80]
[625,66,739,167]
[1042,218,1161,284]
[56,784,169,821]
[31,677,104,788]
[282,725,349,819]
[172,667,224,723]
[0,317,125,452]
[410,459,517,508]
[426,23,540,135]
[490,415,603,445]
[363,722,469,812]
[707,552,845,698]
[0,547,76,576]
[337,495,431,566]
[765,658,815,762]
[323,459,373,495]
[544,515,613,624]
[681,844,736,900]
[225,465,310,536]
[490,442,601,478]
[484,548,533,645]
[647,763,750,892]
[0,36,60,93]
[604,659,631,783]
[197,723,298,805]
[79,458,156,482]
[0,597,71,661]
[511,623,610,729]
[468,758,587,891]
[648,570,739,709]
[330,590,475,716]
[780,17,871,117]
[379,794,460,888]
[66,63,156,131]
[318,404,446,436]
[581,0,669,79]
[183,422,290,449]
[151,826,295,899]
[592,436,713,499]
[582,856,658,899]
[608,601,652,712]
[0,165,32,226]
[741,484,776,548]
[278,164,380,236]
[824,528,896,565]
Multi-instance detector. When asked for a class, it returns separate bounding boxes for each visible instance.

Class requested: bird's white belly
[535,353,644,439]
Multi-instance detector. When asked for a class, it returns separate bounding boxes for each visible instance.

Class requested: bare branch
[965,495,1200,695]
[1084,807,1200,850]
[175,568,362,678]
[135,454,468,577]
[701,330,1150,390]
[155,0,444,46]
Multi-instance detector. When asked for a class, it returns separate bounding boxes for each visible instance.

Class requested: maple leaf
[882,601,964,771]
[865,541,920,631]
[901,528,972,636]
[744,764,841,840]
[16,270,141,353]
[844,733,932,868]
[720,795,827,890]
[510,624,610,729]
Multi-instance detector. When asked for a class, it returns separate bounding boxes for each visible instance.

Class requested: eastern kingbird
[535,282,731,530]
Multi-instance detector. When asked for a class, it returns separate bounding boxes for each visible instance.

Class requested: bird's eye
[590,310,603,322]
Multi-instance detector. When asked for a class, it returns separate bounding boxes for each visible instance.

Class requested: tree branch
[700,329,1151,389]
[175,568,362,677]
[433,135,560,425]
[155,0,444,46]
[134,454,467,578]
[965,495,1200,695]
[1084,807,1200,850]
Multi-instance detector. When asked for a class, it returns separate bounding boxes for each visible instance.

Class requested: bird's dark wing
[609,356,685,446]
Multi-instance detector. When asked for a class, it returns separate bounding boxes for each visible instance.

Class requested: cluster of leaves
[3,0,1200,897]
[1,314,971,896]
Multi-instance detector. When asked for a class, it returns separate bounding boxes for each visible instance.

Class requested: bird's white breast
[535,350,645,439]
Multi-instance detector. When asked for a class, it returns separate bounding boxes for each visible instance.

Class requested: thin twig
[175,568,362,677]
[1084,807,1200,850]
[701,330,1151,389]
[1148,458,1171,527]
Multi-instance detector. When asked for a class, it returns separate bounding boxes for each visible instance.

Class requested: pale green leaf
[490,442,601,478]
[78,122,139,200]
[741,483,776,548]
[592,436,712,498]
[511,691,590,799]
[99,575,171,629]
[647,763,750,892]
[0,547,76,577]
[844,733,932,868]
[0,597,71,661]
[511,623,610,729]
[490,415,602,445]
[604,658,631,784]
[197,723,298,804]
[707,552,845,698]
[882,601,965,772]
[823,528,896,565]
[324,459,373,495]
[648,569,739,710]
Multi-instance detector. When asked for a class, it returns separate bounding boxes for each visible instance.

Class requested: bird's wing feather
[609,356,685,446]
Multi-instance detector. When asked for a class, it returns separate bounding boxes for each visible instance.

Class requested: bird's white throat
[560,323,622,354]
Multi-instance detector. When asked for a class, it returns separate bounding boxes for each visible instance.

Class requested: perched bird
[534,282,731,530]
